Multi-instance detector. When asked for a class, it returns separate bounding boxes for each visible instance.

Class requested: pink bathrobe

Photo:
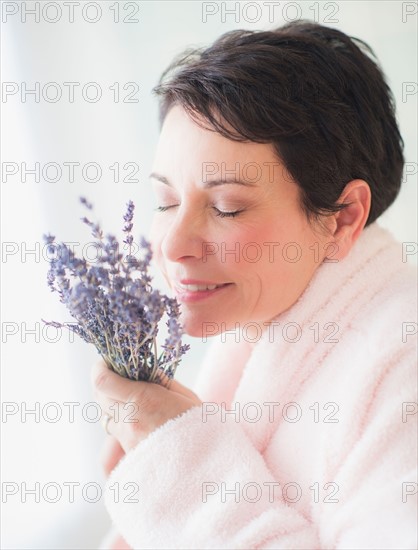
[103,222,417,549]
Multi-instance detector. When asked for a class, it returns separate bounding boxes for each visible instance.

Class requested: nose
[160,206,206,263]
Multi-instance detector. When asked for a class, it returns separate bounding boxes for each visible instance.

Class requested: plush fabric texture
[102,221,417,549]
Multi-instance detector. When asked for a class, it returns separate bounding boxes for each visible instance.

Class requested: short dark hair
[152,20,404,228]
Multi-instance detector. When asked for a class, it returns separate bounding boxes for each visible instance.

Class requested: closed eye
[212,207,243,218]
[154,205,243,218]
[154,205,176,212]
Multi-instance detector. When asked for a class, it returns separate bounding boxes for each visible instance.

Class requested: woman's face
[149,105,332,339]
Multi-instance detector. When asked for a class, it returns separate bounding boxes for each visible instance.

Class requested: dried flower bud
[43,197,189,385]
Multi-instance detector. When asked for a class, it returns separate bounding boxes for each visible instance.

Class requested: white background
[1,1,417,548]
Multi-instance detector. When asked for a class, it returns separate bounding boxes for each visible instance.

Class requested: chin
[178,313,222,340]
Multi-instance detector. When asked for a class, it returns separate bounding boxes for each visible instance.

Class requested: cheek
[220,225,268,269]
[221,222,304,285]
[148,219,165,267]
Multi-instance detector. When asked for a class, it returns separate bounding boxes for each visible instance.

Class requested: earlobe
[332,179,372,261]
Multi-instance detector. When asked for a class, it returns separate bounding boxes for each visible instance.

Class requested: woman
[93,20,417,549]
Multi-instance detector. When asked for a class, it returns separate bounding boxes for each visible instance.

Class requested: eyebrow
[149,172,257,188]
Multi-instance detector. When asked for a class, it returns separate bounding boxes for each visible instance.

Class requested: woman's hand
[92,359,203,453]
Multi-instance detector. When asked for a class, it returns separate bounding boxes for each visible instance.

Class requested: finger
[165,377,199,400]
[96,394,140,427]
[154,370,197,397]
[91,359,148,402]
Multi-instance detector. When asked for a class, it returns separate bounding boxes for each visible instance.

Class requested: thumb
[157,372,199,400]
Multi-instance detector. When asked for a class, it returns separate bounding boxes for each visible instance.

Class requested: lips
[174,278,231,290]
[172,280,233,302]
[177,281,229,292]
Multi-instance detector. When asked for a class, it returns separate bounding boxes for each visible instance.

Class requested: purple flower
[42,197,189,385]
[80,196,93,210]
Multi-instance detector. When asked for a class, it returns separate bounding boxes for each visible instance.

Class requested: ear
[329,179,372,261]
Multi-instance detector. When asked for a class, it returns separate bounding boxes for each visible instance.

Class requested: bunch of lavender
[43,197,189,388]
